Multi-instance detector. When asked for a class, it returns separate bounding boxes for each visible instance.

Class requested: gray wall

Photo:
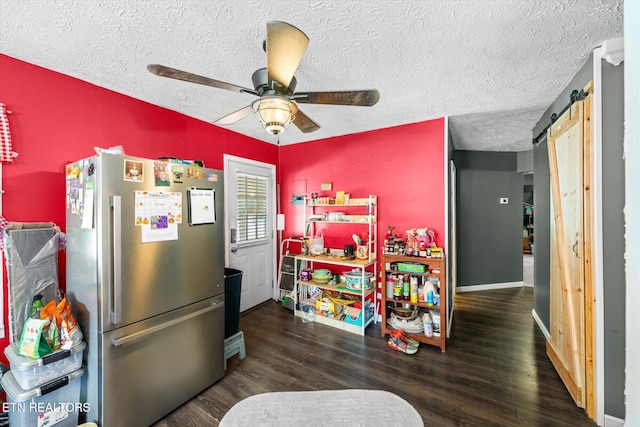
[624,3,640,422]
[532,139,551,324]
[523,173,533,206]
[601,58,625,419]
[517,150,534,173]
[532,53,625,419]
[454,151,523,287]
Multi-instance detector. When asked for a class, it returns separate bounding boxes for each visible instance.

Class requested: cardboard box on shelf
[316,299,345,319]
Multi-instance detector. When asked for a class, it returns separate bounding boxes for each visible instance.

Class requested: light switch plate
[500,198,509,204]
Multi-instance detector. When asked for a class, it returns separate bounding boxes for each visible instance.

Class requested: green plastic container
[396,262,426,273]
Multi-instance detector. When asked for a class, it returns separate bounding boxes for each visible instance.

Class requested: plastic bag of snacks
[18,318,54,359]
[17,291,86,359]
[40,299,60,350]
[55,297,84,346]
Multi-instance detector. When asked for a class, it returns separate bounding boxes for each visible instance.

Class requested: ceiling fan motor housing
[251,68,296,97]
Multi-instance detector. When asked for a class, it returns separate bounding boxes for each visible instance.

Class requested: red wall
[278,119,446,274]
[0,54,278,364]
[279,119,445,245]
[0,54,446,366]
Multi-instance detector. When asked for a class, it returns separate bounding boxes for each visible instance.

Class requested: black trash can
[224,268,243,339]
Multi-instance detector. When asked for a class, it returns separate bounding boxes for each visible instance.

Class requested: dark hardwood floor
[153,287,596,426]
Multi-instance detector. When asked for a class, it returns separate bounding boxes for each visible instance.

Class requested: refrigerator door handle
[111,195,122,325]
[111,301,224,347]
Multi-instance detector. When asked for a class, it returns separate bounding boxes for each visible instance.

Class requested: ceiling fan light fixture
[148,21,378,137]
[253,97,297,135]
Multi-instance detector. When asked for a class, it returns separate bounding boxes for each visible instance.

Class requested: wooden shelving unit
[380,254,447,352]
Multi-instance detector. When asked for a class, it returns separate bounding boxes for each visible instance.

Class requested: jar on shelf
[393,277,402,300]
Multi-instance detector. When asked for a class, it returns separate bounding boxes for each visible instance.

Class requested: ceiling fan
[147,21,380,138]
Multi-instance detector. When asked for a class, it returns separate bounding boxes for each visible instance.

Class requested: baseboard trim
[604,414,625,427]
[456,281,524,293]
[531,308,551,340]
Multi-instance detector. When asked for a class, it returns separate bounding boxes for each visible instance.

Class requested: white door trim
[592,46,606,426]
[445,117,455,338]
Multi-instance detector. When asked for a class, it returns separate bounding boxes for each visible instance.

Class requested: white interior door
[224,155,276,312]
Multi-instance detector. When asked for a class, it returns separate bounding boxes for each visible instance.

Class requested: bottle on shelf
[423,313,433,338]
[431,309,441,337]
[427,290,434,306]
[402,275,410,300]
[410,276,418,303]
[423,279,436,306]
[386,277,395,299]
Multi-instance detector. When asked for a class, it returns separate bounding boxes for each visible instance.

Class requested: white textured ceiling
[0,1,623,150]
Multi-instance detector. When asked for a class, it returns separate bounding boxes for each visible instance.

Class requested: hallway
[524,253,534,287]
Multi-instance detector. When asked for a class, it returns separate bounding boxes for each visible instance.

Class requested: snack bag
[56,297,84,346]
[18,318,54,359]
[55,298,66,327]
[29,294,45,319]
[40,300,60,350]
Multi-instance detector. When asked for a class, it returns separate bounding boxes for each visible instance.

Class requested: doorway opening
[523,172,534,287]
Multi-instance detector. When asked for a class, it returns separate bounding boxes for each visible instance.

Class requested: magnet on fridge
[172,166,184,183]
[124,160,144,182]
[154,161,170,187]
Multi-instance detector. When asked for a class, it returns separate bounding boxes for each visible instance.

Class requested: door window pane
[236,173,268,243]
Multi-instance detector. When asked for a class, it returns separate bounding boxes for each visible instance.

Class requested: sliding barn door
[546,88,594,417]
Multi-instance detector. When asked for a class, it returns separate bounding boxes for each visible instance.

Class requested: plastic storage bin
[344,302,375,326]
[300,299,316,322]
[1,368,84,427]
[4,341,86,390]
[396,262,427,273]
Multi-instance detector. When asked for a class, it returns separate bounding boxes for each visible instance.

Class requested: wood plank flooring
[153,287,596,426]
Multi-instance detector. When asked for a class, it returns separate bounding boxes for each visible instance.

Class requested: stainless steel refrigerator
[65,153,225,426]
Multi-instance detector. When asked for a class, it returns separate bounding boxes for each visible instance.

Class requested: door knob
[231,247,238,253]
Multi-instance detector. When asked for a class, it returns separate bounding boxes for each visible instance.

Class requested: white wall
[625,1,640,424]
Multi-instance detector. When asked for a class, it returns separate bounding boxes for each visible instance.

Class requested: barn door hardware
[532,88,589,145]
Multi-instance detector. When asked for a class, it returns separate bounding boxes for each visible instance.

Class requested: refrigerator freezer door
[94,153,225,332]
[96,296,225,426]
[66,154,227,427]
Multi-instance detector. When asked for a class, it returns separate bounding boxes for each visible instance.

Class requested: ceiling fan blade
[292,108,320,133]
[147,64,258,96]
[213,104,254,125]
[266,21,309,89]
[294,90,380,106]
